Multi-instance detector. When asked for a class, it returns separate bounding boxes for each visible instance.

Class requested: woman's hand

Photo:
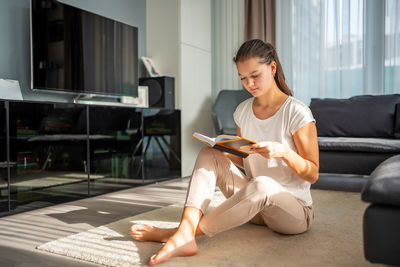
[249,141,289,159]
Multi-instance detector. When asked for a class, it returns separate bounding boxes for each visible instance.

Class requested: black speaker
[139,76,175,109]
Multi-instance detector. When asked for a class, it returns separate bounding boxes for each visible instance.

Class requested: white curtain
[385,0,400,94]
[211,0,245,100]
[277,0,364,105]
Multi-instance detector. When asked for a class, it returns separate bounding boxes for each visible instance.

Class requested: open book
[192,132,256,158]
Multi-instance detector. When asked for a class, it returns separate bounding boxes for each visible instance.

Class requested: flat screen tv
[30,0,139,98]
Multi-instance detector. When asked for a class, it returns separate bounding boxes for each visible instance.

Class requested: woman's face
[236,57,276,97]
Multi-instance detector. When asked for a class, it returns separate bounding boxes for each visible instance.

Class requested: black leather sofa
[309,94,400,191]
[361,155,400,265]
[310,95,400,264]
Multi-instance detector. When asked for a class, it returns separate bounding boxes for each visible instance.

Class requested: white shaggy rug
[37,190,376,267]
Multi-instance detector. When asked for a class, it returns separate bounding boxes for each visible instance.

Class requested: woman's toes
[131,224,144,232]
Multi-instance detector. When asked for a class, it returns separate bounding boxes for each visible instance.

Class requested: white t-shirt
[233,96,315,206]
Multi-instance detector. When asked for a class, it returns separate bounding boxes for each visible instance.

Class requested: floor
[0,177,190,267]
[0,176,373,267]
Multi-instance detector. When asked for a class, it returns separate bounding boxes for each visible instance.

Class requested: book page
[193,132,257,157]
[215,134,240,143]
[192,132,216,146]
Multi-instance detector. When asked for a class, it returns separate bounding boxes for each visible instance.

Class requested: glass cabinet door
[88,105,142,195]
[139,108,181,182]
[0,101,8,212]
[88,106,181,196]
[8,102,89,208]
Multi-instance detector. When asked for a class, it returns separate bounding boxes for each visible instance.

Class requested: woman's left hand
[249,141,289,159]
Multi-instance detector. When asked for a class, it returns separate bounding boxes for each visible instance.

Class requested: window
[277,0,398,104]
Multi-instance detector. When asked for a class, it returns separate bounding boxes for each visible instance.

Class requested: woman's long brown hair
[233,39,292,96]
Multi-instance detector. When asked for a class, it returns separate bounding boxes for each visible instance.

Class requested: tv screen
[31,0,139,97]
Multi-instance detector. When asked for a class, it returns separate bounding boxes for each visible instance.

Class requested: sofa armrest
[361,154,400,206]
[211,112,222,135]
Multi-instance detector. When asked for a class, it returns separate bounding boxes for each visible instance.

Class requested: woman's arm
[286,122,319,183]
[249,122,319,184]
[222,126,244,168]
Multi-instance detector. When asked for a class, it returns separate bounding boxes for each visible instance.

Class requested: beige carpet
[37,189,377,267]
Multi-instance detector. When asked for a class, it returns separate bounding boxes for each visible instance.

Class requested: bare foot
[130,224,176,243]
[148,229,198,266]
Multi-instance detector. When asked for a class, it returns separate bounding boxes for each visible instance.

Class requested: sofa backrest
[309,94,400,138]
[212,89,252,135]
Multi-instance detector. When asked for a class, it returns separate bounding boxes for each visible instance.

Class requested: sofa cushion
[319,150,394,175]
[318,137,400,153]
[310,94,400,138]
[361,155,400,206]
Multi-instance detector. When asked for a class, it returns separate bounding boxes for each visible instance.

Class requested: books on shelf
[192,132,256,158]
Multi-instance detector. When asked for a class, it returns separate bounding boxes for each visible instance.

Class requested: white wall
[180,0,212,177]
[147,0,212,177]
[146,0,181,107]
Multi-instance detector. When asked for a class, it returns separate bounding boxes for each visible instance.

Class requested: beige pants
[185,147,314,237]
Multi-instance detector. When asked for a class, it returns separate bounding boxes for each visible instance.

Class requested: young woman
[130,39,319,266]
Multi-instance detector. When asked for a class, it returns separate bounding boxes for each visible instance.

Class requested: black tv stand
[0,99,181,214]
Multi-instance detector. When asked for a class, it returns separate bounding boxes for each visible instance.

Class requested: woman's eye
[240,77,246,81]
[251,75,258,79]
